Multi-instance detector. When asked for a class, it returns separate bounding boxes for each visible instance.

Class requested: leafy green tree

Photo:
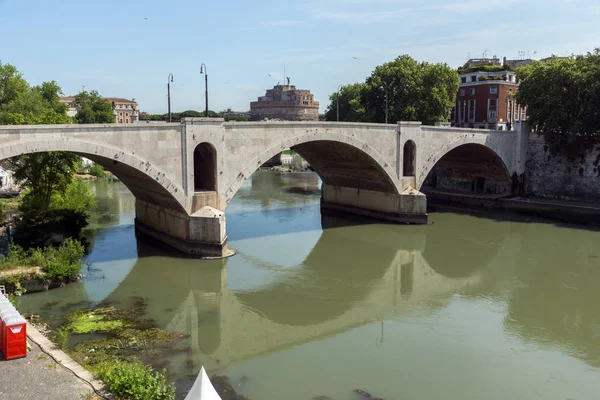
[517,49,600,156]
[324,83,367,122]
[139,109,220,122]
[74,90,115,124]
[0,62,28,106]
[6,152,80,215]
[51,178,97,215]
[0,62,72,125]
[325,55,458,125]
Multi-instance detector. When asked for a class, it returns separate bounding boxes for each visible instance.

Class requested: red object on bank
[2,319,27,359]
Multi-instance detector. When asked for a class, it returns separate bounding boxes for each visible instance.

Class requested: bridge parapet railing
[420,125,503,135]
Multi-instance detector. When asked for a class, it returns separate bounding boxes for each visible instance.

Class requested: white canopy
[184,367,222,400]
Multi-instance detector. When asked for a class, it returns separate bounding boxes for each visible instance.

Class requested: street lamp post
[336,85,343,122]
[200,64,208,117]
[167,73,174,123]
[380,82,389,124]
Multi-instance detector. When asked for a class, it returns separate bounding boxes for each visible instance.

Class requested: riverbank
[0,322,106,400]
[424,189,600,226]
[0,239,87,296]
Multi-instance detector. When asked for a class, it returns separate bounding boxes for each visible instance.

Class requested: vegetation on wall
[324,55,458,125]
[516,49,600,156]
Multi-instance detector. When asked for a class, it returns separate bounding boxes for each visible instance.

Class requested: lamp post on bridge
[379,82,389,124]
[200,63,208,117]
[336,84,343,122]
[167,73,174,123]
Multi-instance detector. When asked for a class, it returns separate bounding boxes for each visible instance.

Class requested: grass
[95,360,175,400]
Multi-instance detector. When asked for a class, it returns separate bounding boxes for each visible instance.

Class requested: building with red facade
[451,58,529,130]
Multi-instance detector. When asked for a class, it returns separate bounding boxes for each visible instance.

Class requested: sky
[1,0,598,114]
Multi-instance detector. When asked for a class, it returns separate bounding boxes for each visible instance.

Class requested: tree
[324,83,367,122]
[74,90,115,124]
[139,109,221,122]
[324,55,458,125]
[0,62,72,125]
[6,152,80,215]
[516,49,600,156]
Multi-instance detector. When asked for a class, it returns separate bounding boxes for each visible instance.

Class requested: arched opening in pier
[194,142,217,192]
[403,140,416,177]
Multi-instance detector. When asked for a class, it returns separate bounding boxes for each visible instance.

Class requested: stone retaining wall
[525,134,600,200]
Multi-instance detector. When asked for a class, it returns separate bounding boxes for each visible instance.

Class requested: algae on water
[65,308,125,334]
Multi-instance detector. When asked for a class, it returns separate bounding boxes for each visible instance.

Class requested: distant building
[452,57,531,130]
[59,97,78,117]
[0,166,14,188]
[250,82,319,121]
[59,96,139,124]
[218,109,251,118]
[106,98,140,124]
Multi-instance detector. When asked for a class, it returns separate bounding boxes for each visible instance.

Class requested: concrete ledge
[135,219,236,258]
[26,323,110,398]
[321,202,428,224]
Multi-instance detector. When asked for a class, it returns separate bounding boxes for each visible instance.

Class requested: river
[15,171,600,400]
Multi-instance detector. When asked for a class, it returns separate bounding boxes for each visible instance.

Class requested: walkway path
[0,323,107,400]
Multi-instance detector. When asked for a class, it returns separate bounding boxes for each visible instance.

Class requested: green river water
[14,171,600,400]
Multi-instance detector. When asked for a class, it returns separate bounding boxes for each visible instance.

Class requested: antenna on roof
[482,49,488,58]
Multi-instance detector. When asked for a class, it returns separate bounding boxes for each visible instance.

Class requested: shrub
[41,238,84,280]
[95,360,175,400]
[87,163,105,178]
[51,178,96,215]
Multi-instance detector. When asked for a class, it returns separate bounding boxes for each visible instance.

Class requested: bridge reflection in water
[103,213,491,378]
[13,175,600,399]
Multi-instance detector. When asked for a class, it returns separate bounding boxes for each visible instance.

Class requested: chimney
[503,56,507,66]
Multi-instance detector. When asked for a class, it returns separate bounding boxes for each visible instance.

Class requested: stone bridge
[0,119,529,257]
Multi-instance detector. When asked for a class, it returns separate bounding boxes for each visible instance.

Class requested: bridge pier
[134,200,233,258]
[320,184,428,224]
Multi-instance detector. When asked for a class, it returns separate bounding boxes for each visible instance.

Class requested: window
[468,100,475,122]
[488,99,497,122]
[507,100,512,122]
[521,111,526,121]
[461,77,467,83]
[470,88,476,96]
[119,112,123,116]
[119,118,123,123]
[490,87,498,94]
[459,101,466,122]
[460,88,465,96]
[126,119,129,123]
[471,75,477,82]
[126,113,129,117]
[119,105,122,109]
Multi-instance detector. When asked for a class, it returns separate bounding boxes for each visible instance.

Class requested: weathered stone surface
[525,134,600,200]
[0,119,530,256]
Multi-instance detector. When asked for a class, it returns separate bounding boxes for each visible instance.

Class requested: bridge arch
[420,142,511,195]
[0,139,187,213]
[224,132,400,204]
